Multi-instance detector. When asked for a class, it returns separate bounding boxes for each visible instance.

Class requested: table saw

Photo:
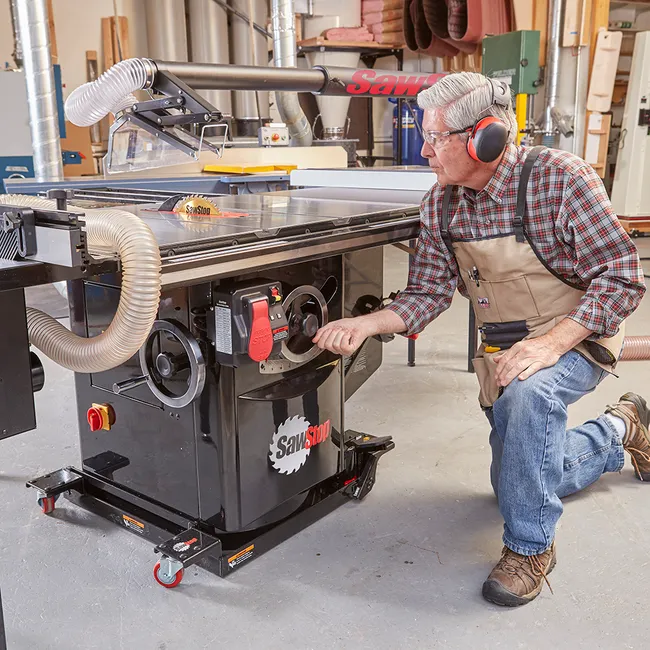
[1,185,425,587]
[0,56,436,588]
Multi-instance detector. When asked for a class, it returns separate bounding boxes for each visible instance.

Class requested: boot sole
[482,554,557,607]
[633,467,650,482]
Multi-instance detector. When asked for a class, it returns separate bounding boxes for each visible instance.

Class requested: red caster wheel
[153,560,184,588]
[37,495,58,514]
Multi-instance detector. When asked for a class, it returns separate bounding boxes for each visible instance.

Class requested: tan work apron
[441,147,625,408]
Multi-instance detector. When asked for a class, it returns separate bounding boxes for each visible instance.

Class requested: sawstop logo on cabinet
[269,416,331,475]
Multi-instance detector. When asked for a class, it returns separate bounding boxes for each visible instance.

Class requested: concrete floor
[2,241,650,650]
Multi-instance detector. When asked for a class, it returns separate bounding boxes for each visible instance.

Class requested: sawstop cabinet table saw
[4,188,422,587]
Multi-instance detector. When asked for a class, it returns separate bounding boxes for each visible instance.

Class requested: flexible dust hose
[0,194,161,374]
[64,58,154,127]
[619,337,650,362]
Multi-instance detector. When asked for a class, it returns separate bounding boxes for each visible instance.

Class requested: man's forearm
[358,309,408,337]
[538,317,593,356]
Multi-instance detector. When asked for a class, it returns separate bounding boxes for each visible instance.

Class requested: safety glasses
[421,127,470,148]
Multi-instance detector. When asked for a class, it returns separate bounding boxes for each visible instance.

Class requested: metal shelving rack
[296,41,406,166]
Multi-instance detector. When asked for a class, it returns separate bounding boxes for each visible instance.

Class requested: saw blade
[173,195,222,218]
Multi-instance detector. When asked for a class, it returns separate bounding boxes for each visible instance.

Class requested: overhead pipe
[271,0,312,146]
[230,0,270,135]
[572,0,589,156]
[541,0,563,146]
[14,0,63,182]
[188,0,232,115]
[9,0,23,68]
[155,60,443,95]
[145,0,188,61]
[210,0,271,37]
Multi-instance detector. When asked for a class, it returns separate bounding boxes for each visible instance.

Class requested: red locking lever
[248,296,273,362]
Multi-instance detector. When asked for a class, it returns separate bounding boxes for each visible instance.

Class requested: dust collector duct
[65,58,155,127]
[0,194,161,374]
[271,0,312,146]
[188,0,232,115]
[145,0,188,61]
[230,0,270,132]
[10,0,23,67]
[14,0,63,182]
[542,0,563,146]
[619,337,650,362]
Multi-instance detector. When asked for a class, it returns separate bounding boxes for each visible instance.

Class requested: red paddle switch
[248,296,273,362]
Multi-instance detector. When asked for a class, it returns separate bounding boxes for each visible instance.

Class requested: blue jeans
[485,351,625,557]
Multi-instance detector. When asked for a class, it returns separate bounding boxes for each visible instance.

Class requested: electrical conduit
[1,194,161,374]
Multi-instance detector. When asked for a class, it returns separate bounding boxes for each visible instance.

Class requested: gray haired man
[313,72,647,606]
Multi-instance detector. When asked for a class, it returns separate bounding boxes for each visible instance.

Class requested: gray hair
[417,72,518,144]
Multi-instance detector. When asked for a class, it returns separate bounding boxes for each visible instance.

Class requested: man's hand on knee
[494,337,561,387]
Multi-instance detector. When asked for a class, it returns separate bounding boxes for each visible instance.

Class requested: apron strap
[441,184,455,256]
[514,145,546,243]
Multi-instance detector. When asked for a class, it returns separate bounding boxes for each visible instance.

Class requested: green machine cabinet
[481,30,541,96]
[482,30,541,144]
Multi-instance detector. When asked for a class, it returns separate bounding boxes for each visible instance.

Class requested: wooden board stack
[362,0,405,44]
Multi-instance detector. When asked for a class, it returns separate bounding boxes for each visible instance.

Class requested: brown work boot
[605,392,650,481]
[482,543,556,607]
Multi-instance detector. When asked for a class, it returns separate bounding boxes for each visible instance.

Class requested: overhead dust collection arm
[63,57,444,170]
[153,60,443,96]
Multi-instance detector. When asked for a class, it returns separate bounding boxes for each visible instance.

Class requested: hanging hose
[64,58,154,127]
[1,194,161,374]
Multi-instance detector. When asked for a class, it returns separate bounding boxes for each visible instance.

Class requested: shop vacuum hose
[619,337,650,362]
[1,194,161,374]
[64,58,153,126]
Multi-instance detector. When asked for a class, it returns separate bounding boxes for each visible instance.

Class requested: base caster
[37,495,59,514]
[153,559,184,589]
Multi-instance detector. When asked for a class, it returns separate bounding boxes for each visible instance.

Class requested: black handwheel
[281,286,328,366]
[139,319,206,409]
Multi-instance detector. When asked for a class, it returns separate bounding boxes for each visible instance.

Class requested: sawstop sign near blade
[172,195,248,219]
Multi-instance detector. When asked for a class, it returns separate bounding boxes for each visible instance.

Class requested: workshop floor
[3,241,650,650]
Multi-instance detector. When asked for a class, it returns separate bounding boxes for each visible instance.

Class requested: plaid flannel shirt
[387,145,646,338]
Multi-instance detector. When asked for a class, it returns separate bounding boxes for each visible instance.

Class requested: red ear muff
[466,116,509,163]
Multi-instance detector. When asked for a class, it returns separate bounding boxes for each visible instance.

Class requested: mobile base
[27,431,394,588]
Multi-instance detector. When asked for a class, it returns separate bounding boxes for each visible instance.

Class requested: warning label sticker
[214,305,232,354]
[272,326,289,342]
[122,515,145,534]
[228,544,254,569]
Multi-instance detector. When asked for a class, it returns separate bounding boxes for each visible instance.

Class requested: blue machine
[0,64,81,183]
[390,98,427,166]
